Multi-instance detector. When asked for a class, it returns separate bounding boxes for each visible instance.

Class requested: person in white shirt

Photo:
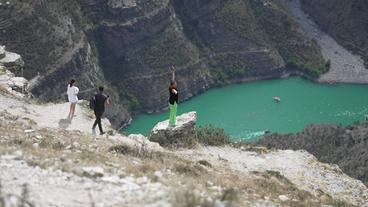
[67,79,79,118]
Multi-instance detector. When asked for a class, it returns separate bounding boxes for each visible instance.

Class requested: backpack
[89,96,95,110]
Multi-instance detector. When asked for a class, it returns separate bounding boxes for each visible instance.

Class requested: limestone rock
[82,166,104,178]
[0,51,24,69]
[149,111,197,148]
[278,195,289,201]
[0,47,28,96]
[7,77,27,92]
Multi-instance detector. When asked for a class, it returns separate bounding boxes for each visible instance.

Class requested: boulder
[149,111,197,148]
[82,166,104,178]
[0,51,24,75]
[0,51,23,67]
[7,77,27,92]
[278,195,290,202]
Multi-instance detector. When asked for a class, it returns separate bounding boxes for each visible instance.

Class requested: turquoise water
[124,78,368,141]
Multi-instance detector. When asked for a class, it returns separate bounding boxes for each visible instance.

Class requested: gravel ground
[0,155,171,207]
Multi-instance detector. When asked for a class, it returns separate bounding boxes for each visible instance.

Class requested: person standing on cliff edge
[67,79,79,119]
[92,86,110,135]
[169,66,178,126]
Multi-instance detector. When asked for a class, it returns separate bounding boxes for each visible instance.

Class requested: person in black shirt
[92,86,110,135]
[169,66,178,126]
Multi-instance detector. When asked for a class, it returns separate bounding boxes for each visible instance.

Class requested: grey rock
[128,134,147,143]
[82,166,104,178]
[154,171,162,178]
[101,175,120,184]
[136,176,149,185]
[149,112,197,148]
[32,143,39,149]
[278,195,289,201]
[72,142,80,148]
[0,51,24,69]
[24,129,35,133]
[7,77,27,92]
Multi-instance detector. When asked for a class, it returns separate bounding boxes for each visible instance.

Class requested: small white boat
[273,96,281,102]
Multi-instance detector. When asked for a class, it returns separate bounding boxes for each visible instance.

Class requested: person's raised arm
[171,65,176,82]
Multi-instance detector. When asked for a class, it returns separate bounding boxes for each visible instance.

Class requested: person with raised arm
[168,66,178,126]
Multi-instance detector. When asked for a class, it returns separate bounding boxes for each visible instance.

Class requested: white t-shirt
[67,85,79,103]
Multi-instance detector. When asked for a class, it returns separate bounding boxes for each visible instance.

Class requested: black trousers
[93,111,104,133]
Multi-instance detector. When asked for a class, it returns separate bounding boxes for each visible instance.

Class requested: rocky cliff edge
[1,67,367,206]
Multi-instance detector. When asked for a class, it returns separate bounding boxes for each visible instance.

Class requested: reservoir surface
[125,78,368,141]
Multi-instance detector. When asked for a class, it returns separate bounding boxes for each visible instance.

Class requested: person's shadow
[58,116,72,129]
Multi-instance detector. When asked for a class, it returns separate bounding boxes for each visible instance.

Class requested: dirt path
[0,94,162,152]
[0,95,108,133]
[280,0,368,84]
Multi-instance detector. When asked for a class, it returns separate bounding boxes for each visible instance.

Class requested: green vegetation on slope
[208,53,254,85]
[197,125,231,146]
[216,0,328,77]
[143,22,198,69]
[216,0,266,44]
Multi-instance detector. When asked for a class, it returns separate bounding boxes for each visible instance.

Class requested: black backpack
[89,96,95,110]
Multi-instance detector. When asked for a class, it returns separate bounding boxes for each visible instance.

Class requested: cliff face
[257,123,368,186]
[300,0,368,68]
[0,0,130,126]
[0,0,326,127]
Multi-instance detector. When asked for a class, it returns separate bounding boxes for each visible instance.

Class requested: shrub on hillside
[197,125,231,146]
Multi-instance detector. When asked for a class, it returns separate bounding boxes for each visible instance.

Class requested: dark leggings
[93,112,104,133]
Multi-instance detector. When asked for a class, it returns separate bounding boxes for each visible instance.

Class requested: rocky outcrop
[0,46,24,76]
[7,77,27,93]
[149,111,197,148]
[256,123,368,186]
[0,47,28,97]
